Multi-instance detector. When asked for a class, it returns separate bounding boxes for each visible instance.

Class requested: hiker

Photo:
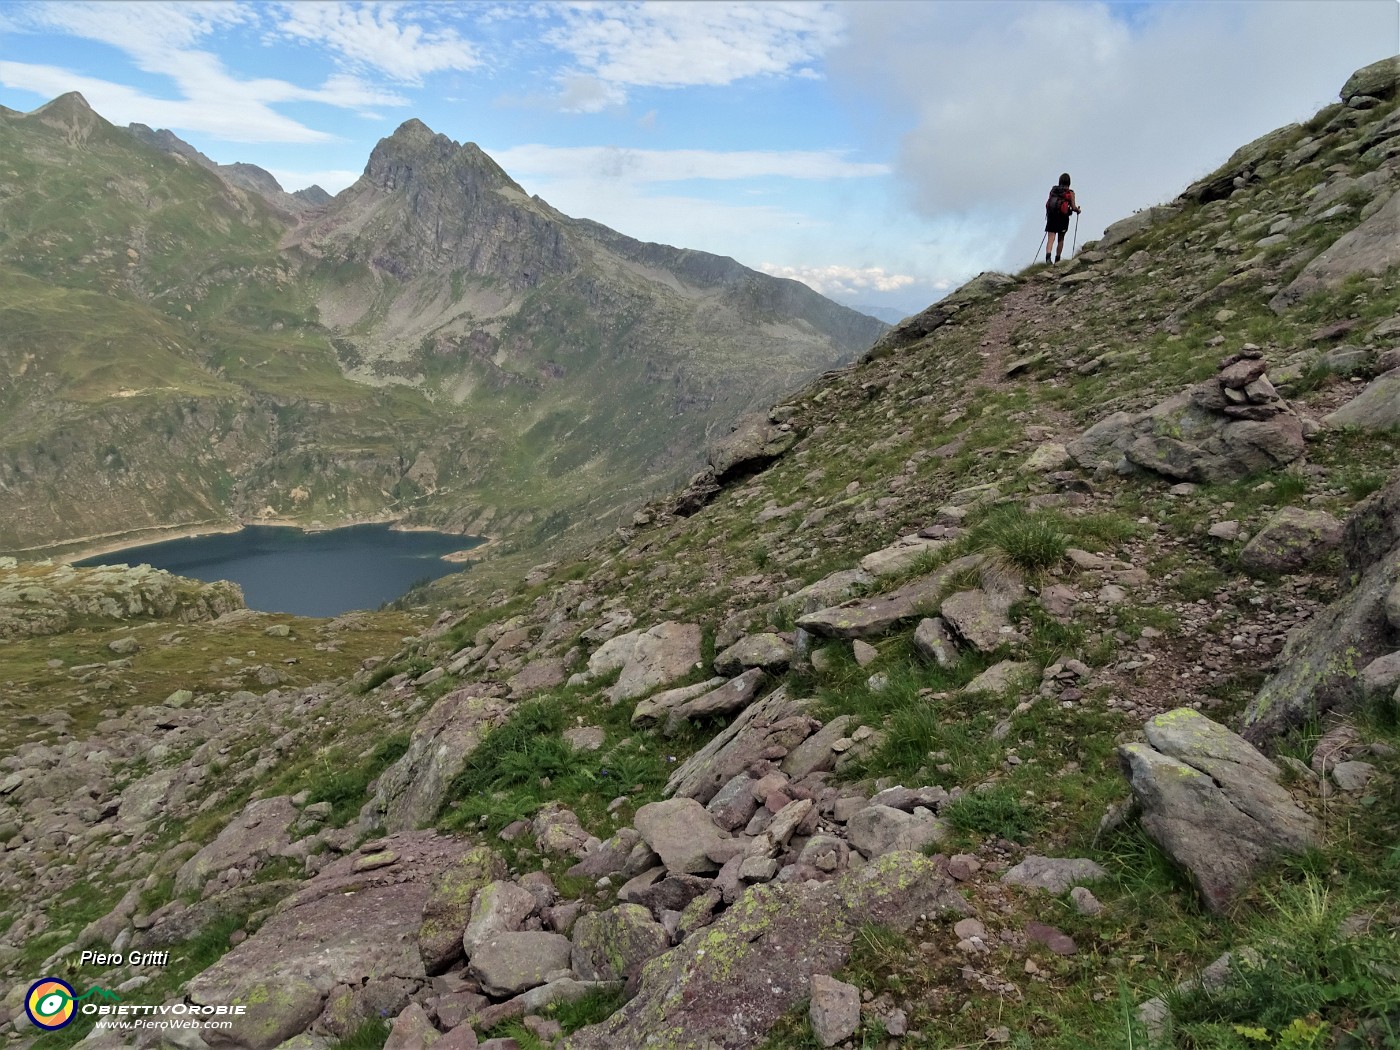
[1044,173,1081,263]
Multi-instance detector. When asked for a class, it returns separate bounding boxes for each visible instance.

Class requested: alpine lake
[76,523,482,616]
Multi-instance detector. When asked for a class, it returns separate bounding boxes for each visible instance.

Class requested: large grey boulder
[1271,190,1400,312]
[713,635,792,676]
[1326,368,1400,431]
[634,798,730,874]
[469,931,573,997]
[462,880,538,956]
[589,622,704,704]
[570,904,670,982]
[559,852,968,1050]
[941,590,1015,652]
[365,685,510,833]
[665,668,768,732]
[1340,56,1400,104]
[1001,856,1108,895]
[708,415,799,482]
[1238,507,1344,575]
[797,556,984,640]
[809,975,861,1047]
[174,795,298,896]
[1119,710,1319,913]
[845,805,948,859]
[1068,364,1305,483]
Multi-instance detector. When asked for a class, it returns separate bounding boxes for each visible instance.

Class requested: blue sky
[1,1,1395,315]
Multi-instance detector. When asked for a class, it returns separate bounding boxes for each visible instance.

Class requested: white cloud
[832,1,1399,274]
[272,2,481,85]
[758,262,918,296]
[544,1,844,108]
[8,0,411,143]
[489,143,888,182]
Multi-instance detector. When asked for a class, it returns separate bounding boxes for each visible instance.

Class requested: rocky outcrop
[0,562,244,640]
[1119,710,1319,913]
[585,621,704,704]
[364,686,511,833]
[173,796,297,896]
[1244,475,1400,739]
[708,415,800,483]
[1068,352,1304,482]
[560,852,967,1050]
[1270,189,1400,312]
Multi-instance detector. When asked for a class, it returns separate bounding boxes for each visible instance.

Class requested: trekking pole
[1032,232,1047,264]
[1071,212,1079,257]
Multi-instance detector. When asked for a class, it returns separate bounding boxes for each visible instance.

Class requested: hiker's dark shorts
[1045,214,1070,234]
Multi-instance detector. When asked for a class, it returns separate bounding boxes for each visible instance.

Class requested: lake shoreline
[27,515,488,567]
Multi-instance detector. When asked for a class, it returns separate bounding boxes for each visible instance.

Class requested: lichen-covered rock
[559,852,968,1050]
[1238,507,1344,575]
[463,880,538,956]
[570,904,670,982]
[419,847,506,973]
[1119,710,1319,913]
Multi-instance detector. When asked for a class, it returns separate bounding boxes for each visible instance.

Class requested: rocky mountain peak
[28,91,106,143]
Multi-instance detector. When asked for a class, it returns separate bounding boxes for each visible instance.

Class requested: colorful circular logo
[25,978,76,1030]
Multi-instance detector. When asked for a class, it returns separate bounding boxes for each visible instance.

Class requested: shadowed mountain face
[0,95,885,556]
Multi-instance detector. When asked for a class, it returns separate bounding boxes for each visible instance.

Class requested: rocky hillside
[4,55,1400,1050]
[0,95,882,557]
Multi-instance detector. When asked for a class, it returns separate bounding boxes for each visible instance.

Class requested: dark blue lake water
[76,524,481,616]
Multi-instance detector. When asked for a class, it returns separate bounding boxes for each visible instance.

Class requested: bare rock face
[1271,189,1400,313]
[1118,710,1318,914]
[559,852,968,1050]
[186,832,470,1049]
[364,685,510,834]
[173,795,297,896]
[1244,476,1400,739]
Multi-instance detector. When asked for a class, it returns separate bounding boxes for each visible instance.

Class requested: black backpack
[1046,185,1071,220]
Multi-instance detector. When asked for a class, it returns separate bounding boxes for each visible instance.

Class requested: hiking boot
[1045,253,1052,264]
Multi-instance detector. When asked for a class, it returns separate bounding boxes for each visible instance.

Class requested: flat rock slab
[1272,188,1400,311]
[187,832,466,1049]
[1118,709,1319,913]
[797,556,984,640]
[174,795,297,896]
[1001,856,1108,896]
[858,536,946,579]
[559,852,968,1050]
[846,804,948,859]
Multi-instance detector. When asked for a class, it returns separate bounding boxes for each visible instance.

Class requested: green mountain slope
[0,96,884,556]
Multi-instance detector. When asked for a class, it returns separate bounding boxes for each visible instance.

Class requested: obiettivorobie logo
[24,978,121,1030]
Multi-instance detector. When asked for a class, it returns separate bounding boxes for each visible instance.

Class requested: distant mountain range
[0,93,886,556]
